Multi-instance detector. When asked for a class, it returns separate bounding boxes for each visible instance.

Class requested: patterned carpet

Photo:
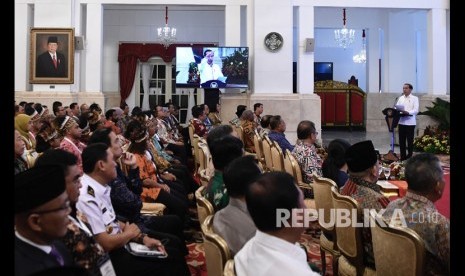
[185,221,332,276]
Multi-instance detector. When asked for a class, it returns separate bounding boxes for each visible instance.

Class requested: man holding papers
[395,83,419,161]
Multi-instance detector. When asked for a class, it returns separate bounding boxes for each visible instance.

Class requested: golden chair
[331,187,376,276]
[202,215,232,276]
[235,126,244,143]
[261,135,274,172]
[312,174,341,276]
[253,130,266,169]
[195,186,215,225]
[286,149,315,209]
[223,259,236,276]
[370,210,426,276]
[197,141,214,186]
[270,140,284,171]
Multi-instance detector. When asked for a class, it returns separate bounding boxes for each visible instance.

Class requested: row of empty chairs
[313,174,426,276]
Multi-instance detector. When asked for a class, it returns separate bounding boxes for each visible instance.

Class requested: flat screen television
[176,46,249,89]
[314,62,333,81]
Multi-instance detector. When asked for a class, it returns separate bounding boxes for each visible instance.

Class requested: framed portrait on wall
[29,28,74,84]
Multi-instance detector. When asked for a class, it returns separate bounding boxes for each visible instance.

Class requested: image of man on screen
[199,49,226,88]
[36,36,67,78]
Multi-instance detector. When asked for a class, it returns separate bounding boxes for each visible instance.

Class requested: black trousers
[109,246,190,276]
[398,124,415,160]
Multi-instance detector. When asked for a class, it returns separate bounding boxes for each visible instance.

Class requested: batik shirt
[204,170,229,211]
[340,177,391,268]
[291,140,323,183]
[382,191,449,275]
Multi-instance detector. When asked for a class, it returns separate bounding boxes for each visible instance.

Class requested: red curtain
[117,43,216,105]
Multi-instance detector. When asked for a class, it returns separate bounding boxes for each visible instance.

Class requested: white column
[84,3,103,92]
[427,8,447,95]
[225,4,241,46]
[297,6,314,94]
[15,3,29,92]
[253,0,293,94]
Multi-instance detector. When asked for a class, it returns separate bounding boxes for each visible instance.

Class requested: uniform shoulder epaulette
[87,185,95,197]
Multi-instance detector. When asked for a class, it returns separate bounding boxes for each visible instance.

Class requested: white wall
[102,6,226,92]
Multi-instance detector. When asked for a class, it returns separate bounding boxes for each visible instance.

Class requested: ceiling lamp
[334,8,355,49]
[353,29,367,63]
[157,6,176,48]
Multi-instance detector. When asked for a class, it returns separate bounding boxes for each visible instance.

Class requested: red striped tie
[52,55,57,69]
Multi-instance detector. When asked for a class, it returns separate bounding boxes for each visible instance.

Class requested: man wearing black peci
[36,36,67,78]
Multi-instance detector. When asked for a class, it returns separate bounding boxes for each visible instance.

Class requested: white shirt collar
[81,174,110,197]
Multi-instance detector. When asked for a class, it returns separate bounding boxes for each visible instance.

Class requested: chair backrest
[262,135,274,172]
[330,186,365,275]
[197,140,207,172]
[287,149,304,184]
[370,210,426,276]
[283,149,295,177]
[312,174,338,232]
[202,215,232,276]
[253,130,265,167]
[195,186,215,225]
[270,140,284,171]
[223,259,236,276]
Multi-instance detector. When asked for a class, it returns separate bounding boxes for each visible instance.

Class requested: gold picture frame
[29,28,74,84]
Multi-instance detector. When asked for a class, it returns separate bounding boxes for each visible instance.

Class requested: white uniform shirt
[76,174,121,235]
[396,94,419,126]
[235,230,320,276]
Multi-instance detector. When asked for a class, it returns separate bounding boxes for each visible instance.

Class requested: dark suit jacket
[15,237,73,276]
[36,51,67,78]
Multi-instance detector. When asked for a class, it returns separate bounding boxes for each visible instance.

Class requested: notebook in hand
[125,242,167,258]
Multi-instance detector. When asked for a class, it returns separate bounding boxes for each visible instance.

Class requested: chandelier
[334,8,355,49]
[158,6,176,48]
[353,29,367,63]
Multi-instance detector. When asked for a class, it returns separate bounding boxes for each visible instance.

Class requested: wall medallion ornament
[264,32,283,52]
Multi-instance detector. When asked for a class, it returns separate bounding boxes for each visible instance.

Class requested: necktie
[49,245,64,266]
[52,55,57,69]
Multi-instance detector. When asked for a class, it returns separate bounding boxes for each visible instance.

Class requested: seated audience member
[341,140,390,268]
[253,103,264,131]
[213,155,261,255]
[201,104,213,132]
[229,105,247,127]
[235,172,320,276]
[240,110,256,153]
[190,105,208,138]
[15,166,75,275]
[322,138,351,188]
[206,124,237,147]
[382,153,449,275]
[55,115,87,173]
[204,135,244,211]
[15,113,36,150]
[124,120,189,223]
[88,128,189,248]
[208,102,222,126]
[35,149,116,275]
[77,143,190,276]
[268,115,294,152]
[259,114,272,138]
[15,129,28,174]
[35,121,62,154]
[154,105,187,165]
[292,120,323,184]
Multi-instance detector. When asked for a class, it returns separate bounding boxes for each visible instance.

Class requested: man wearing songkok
[15,166,74,275]
[340,140,390,269]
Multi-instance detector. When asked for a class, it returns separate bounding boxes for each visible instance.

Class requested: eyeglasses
[312,131,319,135]
[33,200,71,215]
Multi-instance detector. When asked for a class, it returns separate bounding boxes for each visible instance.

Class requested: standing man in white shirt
[235,172,320,276]
[199,48,225,87]
[395,83,419,161]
